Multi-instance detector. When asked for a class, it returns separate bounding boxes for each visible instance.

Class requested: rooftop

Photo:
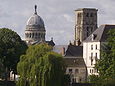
[84,24,115,42]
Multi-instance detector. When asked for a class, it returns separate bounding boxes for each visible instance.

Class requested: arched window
[32,33,34,38]
[86,27,89,37]
[30,33,31,38]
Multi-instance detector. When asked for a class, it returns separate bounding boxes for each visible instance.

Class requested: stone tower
[74,8,98,45]
[25,5,46,44]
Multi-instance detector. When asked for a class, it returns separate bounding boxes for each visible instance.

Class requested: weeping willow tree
[17,44,66,86]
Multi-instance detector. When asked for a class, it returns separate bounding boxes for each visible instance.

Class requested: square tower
[75,8,98,44]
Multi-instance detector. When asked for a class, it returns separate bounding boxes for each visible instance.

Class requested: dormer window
[91,34,96,41]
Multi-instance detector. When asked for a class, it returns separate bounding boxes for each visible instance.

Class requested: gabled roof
[84,25,115,42]
[65,45,83,57]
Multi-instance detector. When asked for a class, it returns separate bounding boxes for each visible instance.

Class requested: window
[94,69,98,73]
[91,53,93,65]
[78,13,81,17]
[91,45,93,50]
[30,33,31,38]
[69,69,72,73]
[91,59,93,65]
[90,13,93,17]
[91,53,93,57]
[91,27,93,32]
[96,44,97,49]
[95,53,98,61]
[75,69,79,73]
[90,69,92,73]
[86,27,89,37]
[86,13,89,17]
[95,53,97,58]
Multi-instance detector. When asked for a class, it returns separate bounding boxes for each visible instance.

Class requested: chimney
[61,47,65,56]
[74,39,81,46]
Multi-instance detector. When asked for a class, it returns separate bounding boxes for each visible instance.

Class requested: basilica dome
[26,14,44,28]
[25,5,46,44]
[26,5,45,29]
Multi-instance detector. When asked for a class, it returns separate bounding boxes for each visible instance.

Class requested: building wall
[83,42,100,76]
[64,56,87,83]
[66,67,86,83]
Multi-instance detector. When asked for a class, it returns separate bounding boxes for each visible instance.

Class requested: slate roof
[53,45,84,67]
[64,58,86,67]
[65,45,83,57]
[84,25,115,42]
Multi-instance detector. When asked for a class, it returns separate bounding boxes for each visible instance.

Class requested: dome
[25,5,46,45]
[26,5,45,29]
[27,14,44,28]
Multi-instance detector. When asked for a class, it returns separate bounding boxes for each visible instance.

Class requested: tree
[0,28,28,80]
[95,29,115,86]
[17,44,66,86]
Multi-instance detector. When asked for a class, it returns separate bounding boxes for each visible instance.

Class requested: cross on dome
[35,5,37,14]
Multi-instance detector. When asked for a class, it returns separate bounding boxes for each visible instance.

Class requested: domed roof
[26,5,45,28]
[27,14,44,27]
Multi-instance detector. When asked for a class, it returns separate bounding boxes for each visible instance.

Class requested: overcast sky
[0,0,115,45]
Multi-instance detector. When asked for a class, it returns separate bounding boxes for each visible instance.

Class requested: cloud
[0,0,115,45]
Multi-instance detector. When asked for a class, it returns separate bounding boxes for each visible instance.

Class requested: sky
[0,0,115,45]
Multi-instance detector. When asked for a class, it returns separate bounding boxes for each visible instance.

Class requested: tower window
[91,27,93,32]
[78,13,81,17]
[90,13,93,17]
[86,27,89,37]
[86,13,89,17]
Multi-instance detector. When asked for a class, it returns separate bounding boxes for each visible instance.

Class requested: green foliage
[94,29,115,86]
[0,28,28,79]
[17,44,66,86]
[88,75,99,83]
[62,74,71,86]
[96,29,115,79]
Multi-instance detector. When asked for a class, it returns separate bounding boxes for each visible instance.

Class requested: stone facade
[74,8,98,44]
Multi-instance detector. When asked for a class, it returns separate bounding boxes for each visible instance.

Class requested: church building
[25,5,55,46]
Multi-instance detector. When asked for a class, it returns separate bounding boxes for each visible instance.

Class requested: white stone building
[83,24,115,76]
